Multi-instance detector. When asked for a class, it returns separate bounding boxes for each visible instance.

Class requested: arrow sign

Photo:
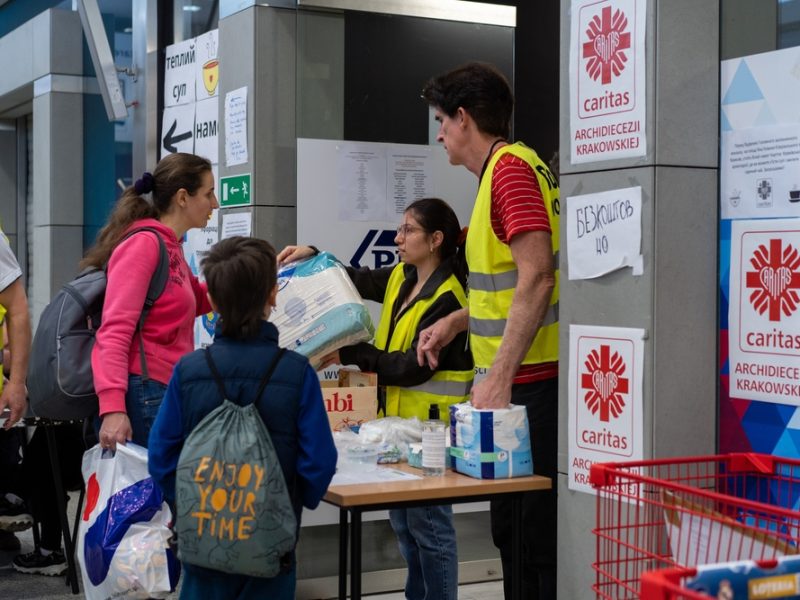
[163,120,193,153]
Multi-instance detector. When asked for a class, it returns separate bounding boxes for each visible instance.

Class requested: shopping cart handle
[727,452,774,474]
[640,567,697,600]
[589,462,617,487]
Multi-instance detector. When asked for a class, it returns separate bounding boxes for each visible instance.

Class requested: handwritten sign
[566,185,643,280]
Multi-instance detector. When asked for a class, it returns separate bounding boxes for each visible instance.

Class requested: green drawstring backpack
[174,347,297,577]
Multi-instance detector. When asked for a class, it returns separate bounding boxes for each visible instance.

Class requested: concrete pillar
[0,9,85,323]
[556,1,719,597]
[218,5,298,250]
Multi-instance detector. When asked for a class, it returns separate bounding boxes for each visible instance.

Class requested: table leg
[338,508,348,600]
[45,425,79,594]
[350,508,362,600]
[511,492,522,600]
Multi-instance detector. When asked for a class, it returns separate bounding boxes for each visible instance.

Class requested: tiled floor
[365,580,504,599]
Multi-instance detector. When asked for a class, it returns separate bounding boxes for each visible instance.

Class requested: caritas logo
[582,6,631,85]
[578,343,630,453]
[745,239,800,322]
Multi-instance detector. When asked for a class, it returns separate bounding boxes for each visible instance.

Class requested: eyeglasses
[396,224,425,237]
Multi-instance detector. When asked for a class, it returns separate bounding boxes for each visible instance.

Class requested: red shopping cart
[590,453,800,599]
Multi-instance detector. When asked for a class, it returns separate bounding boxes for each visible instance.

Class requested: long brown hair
[81,153,211,269]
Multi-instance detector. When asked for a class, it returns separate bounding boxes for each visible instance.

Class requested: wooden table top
[324,462,552,508]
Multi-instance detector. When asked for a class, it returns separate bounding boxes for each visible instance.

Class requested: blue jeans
[125,374,167,448]
[389,505,457,600]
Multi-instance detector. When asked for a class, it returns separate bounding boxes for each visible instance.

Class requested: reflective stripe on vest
[465,142,560,369]
[375,263,473,421]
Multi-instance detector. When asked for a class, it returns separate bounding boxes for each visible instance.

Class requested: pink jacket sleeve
[92,234,160,416]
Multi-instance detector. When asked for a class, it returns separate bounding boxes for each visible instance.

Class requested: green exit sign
[220,173,252,207]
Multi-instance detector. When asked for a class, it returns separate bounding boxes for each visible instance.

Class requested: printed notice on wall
[387,147,434,216]
[221,211,252,239]
[729,219,800,406]
[566,186,643,279]
[224,86,248,167]
[338,144,388,222]
[568,324,644,495]
[569,0,647,164]
[721,123,800,220]
[720,47,800,219]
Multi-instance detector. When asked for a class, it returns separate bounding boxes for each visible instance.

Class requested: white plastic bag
[76,443,178,600]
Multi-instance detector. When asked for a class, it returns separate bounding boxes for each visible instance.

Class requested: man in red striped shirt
[418,62,559,600]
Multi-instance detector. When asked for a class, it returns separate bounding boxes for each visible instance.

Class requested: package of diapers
[449,403,533,479]
[272,252,374,368]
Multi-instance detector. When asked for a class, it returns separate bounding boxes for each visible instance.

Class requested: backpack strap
[204,347,287,406]
[119,227,169,382]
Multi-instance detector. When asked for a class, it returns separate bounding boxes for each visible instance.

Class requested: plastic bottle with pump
[422,403,446,476]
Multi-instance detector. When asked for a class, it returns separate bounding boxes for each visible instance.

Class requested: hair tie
[134,171,155,195]
[457,226,469,246]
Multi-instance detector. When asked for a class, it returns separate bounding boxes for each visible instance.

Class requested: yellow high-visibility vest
[375,264,473,420]
[465,142,560,369]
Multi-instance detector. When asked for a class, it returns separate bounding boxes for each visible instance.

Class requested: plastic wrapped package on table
[271,252,374,368]
[448,402,533,479]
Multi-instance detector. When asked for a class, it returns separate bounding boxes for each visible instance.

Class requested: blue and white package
[272,252,374,368]
[686,556,800,598]
[449,403,533,479]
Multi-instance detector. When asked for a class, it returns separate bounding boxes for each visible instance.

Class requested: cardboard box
[321,370,378,432]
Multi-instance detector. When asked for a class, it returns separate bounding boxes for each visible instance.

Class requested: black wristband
[308,245,321,256]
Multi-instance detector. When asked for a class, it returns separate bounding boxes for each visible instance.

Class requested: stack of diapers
[272,252,374,368]
[449,403,533,479]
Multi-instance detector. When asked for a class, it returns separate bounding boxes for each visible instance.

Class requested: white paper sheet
[224,86,248,166]
[221,211,252,239]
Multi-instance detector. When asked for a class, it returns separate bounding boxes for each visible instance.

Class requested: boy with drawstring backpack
[147,236,337,599]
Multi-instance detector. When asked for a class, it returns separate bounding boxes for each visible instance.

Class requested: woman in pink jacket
[82,153,218,450]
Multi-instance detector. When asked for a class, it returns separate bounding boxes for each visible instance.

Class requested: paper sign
[338,144,388,222]
[569,0,647,164]
[221,211,252,239]
[195,29,219,100]
[161,104,195,158]
[387,147,434,216]
[566,186,643,279]
[721,123,800,220]
[721,46,800,219]
[163,37,197,108]
[194,97,219,164]
[729,219,800,406]
[568,324,645,494]
[224,86,248,167]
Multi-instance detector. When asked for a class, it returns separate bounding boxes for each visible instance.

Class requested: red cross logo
[582,6,631,85]
[745,239,800,322]
[581,344,629,422]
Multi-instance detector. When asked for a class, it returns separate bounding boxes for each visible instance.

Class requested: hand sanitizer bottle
[422,403,446,476]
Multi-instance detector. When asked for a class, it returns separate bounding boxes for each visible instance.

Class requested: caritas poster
[569,0,647,164]
[729,219,800,406]
[568,324,644,494]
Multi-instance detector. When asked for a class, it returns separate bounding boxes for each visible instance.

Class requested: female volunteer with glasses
[278,197,473,600]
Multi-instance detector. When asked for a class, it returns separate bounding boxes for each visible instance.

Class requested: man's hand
[470,372,512,409]
[0,381,27,429]
[99,412,132,451]
[277,245,316,265]
[416,308,468,369]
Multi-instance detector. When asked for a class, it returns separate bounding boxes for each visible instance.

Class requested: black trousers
[490,377,558,600]
[22,424,85,551]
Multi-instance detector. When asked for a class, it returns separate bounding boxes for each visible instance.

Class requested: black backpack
[28,227,170,420]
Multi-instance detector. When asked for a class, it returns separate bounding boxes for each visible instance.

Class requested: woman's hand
[99,412,132,451]
[277,245,317,265]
